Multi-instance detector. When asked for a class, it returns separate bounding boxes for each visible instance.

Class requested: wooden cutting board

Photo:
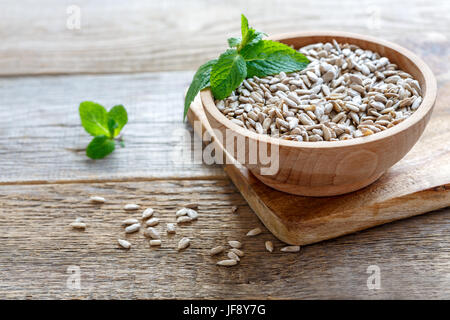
[187,88,450,245]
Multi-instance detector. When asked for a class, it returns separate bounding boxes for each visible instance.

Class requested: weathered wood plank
[0,0,449,75]
[0,72,226,183]
[0,180,448,299]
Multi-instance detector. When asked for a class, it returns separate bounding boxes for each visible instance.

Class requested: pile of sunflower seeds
[215,40,423,141]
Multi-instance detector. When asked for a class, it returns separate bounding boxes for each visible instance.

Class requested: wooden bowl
[201,31,437,196]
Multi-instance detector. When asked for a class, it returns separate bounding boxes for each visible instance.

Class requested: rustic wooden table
[0,0,449,299]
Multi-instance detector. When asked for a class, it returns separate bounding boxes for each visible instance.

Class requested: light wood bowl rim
[201,31,437,149]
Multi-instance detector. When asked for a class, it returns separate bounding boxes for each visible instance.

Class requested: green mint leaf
[240,40,310,77]
[107,104,128,137]
[86,135,116,159]
[107,118,118,138]
[79,101,110,137]
[210,49,247,100]
[238,15,266,50]
[184,59,217,119]
[241,14,249,39]
[249,31,266,44]
[228,37,241,48]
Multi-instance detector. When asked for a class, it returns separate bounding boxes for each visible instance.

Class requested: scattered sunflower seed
[230,248,244,257]
[70,221,86,230]
[176,208,189,216]
[122,218,139,226]
[124,204,140,211]
[231,206,238,213]
[227,251,240,261]
[280,245,300,252]
[186,209,198,220]
[176,216,192,224]
[217,259,238,267]
[246,227,262,236]
[177,237,190,251]
[149,239,162,246]
[142,208,154,219]
[228,240,242,249]
[209,246,225,256]
[118,239,131,249]
[265,241,274,253]
[144,227,160,239]
[166,223,176,234]
[145,217,160,227]
[125,223,141,234]
[89,196,106,203]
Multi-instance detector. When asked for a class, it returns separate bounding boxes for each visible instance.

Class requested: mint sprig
[184,14,309,119]
[79,101,128,159]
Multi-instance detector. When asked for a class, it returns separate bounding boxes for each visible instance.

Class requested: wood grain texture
[0,72,225,183]
[189,85,450,244]
[201,32,438,196]
[0,0,449,75]
[0,181,449,299]
[0,0,449,300]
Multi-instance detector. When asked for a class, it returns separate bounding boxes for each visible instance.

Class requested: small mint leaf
[107,104,128,137]
[228,37,241,48]
[210,49,247,100]
[184,59,217,120]
[79,101,110,137]
[240,40,309,77]
[241,14,249,39]
[86,135,116,159]
[238,15,266,50]
[107,118,118,138]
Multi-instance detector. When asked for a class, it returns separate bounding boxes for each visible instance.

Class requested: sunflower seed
[118,239,131,249]
[246,228,262,236]
[217,259,238,267]
[177,237,190,251]
[124,204,140,211]
[166,223,176,234]
[89,196,106,203]
[149,239,161,246]
[280,245,300,252]
[176,208,189,217]
[210,246,225,256]
[176,216,192,224]
[122,218,139,226]
[231,206,238,213]
[125,223,141,233]
[186,209,198,220]
[70,222,86,230]
[145,218,160,227]
[230,248,244,257]
[265,241,274,252]
[227,251,240,261]
[144,227,160,239]
[142,208,154,219]
[228,240,242,249]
